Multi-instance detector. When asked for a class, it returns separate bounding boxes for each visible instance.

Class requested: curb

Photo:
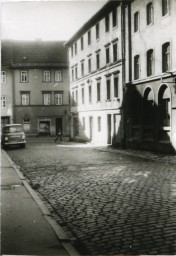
[3,150,81,256]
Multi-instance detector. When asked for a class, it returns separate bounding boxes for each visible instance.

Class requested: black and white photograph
[1,0,176,255]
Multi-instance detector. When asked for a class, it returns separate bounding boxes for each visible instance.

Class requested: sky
[2,0,108,41]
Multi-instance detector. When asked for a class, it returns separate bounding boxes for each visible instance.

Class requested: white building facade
[65,1,124,145]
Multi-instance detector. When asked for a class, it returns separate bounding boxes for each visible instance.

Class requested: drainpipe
[121,2,126,149]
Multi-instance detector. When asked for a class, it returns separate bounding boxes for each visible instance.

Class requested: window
[147,49,154,76]
[134,12,139,32]
[75,42,77,55]
[88,30,91,45]
[162,0,169,16]
[21,71,28,83]
[81,37,84,50]
[105,15,109,32]
[112,8,117,27]
[106,47,110,64]
[55,93,63,105]
[75,65,78,79]
[106,79,111,100]
[1,96,6,108]
[55,70,62,82]
[88,58,92,73]
[75,90,78,104]
[1,71,6,83]
[134,55,140,80]
[98,116,101,132]
[43,93,51,105]
[82,117,85,130]
[72,91,74,106]
[113,42,118,62]
[114,76,119,98]
[82,87,85,104]
[43,71,51,82]
[71,45,73,57]
[162,42,170,72]
[89,85,92,103]
[96,23,100,40]
[81,61,84,77]
[97,82,101,102]
[21,93,30,105]
[147,2,153,25]
[96,52,100,70]
[72,68,74,81]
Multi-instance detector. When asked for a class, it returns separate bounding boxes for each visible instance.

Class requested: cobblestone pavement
[6,141,176,255]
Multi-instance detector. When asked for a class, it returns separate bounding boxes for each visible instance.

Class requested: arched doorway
[158,84,171,141]
[143,87,155,140]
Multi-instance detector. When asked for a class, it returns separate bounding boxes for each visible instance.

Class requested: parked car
[1,124,26,148]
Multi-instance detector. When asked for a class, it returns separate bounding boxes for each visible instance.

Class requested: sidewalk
[1,150,79,256]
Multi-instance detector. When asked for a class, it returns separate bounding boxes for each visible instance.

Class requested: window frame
[106,46,110,64]
[1,96,6,108]
[88,30,91,45]
[55,70,62,82]
[81,37,84,50]
[162,0,169,17]
[97,81,101,102]
[146,2,153,25]
[105,14,109,32]
[88,57,92,74]
[81,61,85,77]
[96,52,100,70]
[106,78,111,100]
[134,11,139,33]
[147,49,154,77]
[112,8,117,27]
[114,75,119,98]
[162,42,170,72]
[20,70,28,83]
[43,70,51,83]
[55,92,63,105]
[21,92,30,106]
[43,93,51,105]
[98,116,101,132]
[134,55,140,80]
[1,71,6,83]
[96,23,100,40]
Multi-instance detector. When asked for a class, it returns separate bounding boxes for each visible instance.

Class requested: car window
[4,126,23,133]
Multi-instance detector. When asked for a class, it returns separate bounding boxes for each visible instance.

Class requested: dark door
[107,114,112,144]
[73,117,79,137]
[56,118,62,135]
[1,117,10,129]
[89,116,93,141]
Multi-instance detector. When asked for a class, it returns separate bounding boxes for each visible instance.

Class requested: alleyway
[6,140,176,255]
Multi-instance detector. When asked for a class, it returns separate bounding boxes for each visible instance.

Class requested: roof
[1,40,68,68]
[65,0,132,47]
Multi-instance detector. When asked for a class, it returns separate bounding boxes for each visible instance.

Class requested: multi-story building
[1,41,14,127]
[1,40,70,137]
[66,0,176,152]
[65,1,124,145]
[124,0,176,152]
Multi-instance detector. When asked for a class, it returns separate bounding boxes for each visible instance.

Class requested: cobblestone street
[6,140,176,255]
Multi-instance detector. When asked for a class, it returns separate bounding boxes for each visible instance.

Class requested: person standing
[55,129,62,142]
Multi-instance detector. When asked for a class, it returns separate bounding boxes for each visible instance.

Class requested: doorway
[56,118,62,135]
[73,117,79,137]
[89,116,93,141]
[107,114,112,144]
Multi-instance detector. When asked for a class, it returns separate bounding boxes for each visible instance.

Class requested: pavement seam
[3,149,81,256]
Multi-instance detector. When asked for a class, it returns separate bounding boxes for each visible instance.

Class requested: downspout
[128,3,132,84]
[121,2,126,149]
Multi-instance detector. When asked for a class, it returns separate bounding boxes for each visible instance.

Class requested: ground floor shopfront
[13,106,70,137]
[125,76,176,153]
[70,109,123,146]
